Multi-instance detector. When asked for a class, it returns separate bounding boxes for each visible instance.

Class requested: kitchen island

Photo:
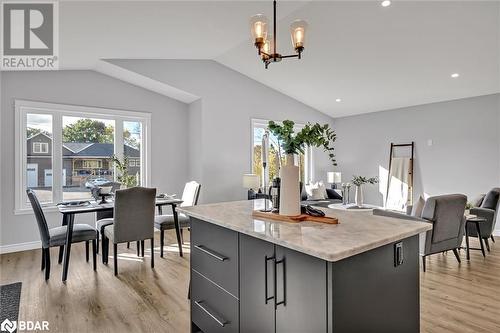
[178,200,432,333]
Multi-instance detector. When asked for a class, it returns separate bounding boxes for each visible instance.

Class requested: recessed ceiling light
[335,98,342,102]
[451,73,460,78]
[381,1,391,7]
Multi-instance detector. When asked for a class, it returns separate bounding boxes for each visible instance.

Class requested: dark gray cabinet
[190,217,420,333]
[239,234,327,333]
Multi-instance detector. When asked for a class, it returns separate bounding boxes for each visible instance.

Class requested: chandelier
[250,0,308,69]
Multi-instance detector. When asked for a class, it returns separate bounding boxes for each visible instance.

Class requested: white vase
[279,154,301,216]
[355,185,364,207]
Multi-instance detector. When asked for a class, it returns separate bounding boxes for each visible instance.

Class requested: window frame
[32,142,49,154]
[250,118,313,185]
[15,100,151,213]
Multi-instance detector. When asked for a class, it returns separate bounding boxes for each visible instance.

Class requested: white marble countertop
[178,199,433,262]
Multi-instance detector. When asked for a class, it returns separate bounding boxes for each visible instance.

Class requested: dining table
[57,197,183,282]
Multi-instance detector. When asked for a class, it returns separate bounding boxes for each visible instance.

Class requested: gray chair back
[421,194,467,254]
[180,181,201,207]
[113,187,156,243]
[481,187,500,230]
[26,189,50,248]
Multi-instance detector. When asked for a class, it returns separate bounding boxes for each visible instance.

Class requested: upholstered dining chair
[466,188,500,251]
[155,181,201,257]
[374,194,467,272]
[27,189,98,280]
[101,187,156,276]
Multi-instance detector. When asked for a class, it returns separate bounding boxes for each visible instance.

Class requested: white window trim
[250,118,313,184]
[15,100,152,214]
[32,142,49,154]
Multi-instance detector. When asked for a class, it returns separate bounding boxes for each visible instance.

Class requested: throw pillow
[472,194,485,208]
[326,188,343,200]
[305,182,326,200]
[411,196,425,217]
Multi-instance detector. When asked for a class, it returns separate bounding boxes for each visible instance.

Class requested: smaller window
[33,142,49,154]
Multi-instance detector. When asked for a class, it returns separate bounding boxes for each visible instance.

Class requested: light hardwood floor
[1,231,500,333]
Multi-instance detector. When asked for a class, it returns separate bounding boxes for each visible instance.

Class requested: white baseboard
[0,241,41,254]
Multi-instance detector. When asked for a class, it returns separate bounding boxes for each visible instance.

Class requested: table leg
[59,214,69,264]
[172,204,183,257]
[465,224,470,260]
[475,221,485,257]
[62,213,75,282]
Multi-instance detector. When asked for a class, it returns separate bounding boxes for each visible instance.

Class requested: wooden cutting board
[252,210,339,224]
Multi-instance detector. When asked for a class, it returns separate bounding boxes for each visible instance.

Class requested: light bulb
[250,14,269,46]
[290,19,308,52]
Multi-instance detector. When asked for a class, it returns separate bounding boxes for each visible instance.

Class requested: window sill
[14,205,60,215]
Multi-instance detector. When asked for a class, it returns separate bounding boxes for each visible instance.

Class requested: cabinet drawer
[191,270,239,333]
[191,218,239,297]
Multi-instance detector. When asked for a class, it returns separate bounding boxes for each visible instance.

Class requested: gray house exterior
[26,132,140,188]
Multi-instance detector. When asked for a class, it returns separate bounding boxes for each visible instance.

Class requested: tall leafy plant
[267,120,337,166]
[109,155,137,188]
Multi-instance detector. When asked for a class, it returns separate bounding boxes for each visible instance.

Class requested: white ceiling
[57,1,499,117]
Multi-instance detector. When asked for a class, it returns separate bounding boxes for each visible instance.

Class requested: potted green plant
[351,175,378,207]
[267,120,337,215]
[109,155,138,188]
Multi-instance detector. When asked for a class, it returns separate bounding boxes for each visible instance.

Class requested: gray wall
[0,70,189,248]
[333,94,500,232]
[106,60,336,203]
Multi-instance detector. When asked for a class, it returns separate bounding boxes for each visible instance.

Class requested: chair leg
[491,235,495,243]
[151,238,154,268]
[113,243,118,276]
[58,245,64,264]
[127,242,130,249]
[136,241,140,257]
[484,238,490,252]
[160,230,164,258]
[92,239,97,271]
[96,232,99,254]
[180,228,184,244]
[103,237,109,264]
[422,255,426,272]
[141,240,145,257]
[44,248,51,281]
[452,248,461,263]
[85,241,90,262]
[41,248,45,271]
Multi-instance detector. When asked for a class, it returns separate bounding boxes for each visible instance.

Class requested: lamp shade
[327,172,342,184]
[250,14,269,42]
[290,19,308,51]
[243,174,260,189]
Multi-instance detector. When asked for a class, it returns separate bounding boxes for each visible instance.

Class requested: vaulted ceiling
[58,1,500,117]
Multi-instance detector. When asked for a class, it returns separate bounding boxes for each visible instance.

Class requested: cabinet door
[275,245,327,333]
[239,234,275,333]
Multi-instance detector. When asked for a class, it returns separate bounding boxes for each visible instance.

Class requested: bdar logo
[0,319,17,333]
[1,1,59,70]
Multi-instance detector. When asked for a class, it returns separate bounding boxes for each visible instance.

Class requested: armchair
[374,194,467,271]
[466,188,500,251]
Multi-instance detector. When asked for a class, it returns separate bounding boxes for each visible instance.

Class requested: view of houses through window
[20,102,148,209]
[252,120,309,191]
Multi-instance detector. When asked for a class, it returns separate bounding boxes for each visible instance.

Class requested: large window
[16,100,151,211]
[251,119,312,187]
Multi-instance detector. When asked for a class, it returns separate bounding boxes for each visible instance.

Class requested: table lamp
[327,172,342,189]
[243,174,260,199]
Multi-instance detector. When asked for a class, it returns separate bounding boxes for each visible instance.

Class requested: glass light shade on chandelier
[250,14,269,49]
[290,19,308,52]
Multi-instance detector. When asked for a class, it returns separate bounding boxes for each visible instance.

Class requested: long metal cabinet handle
[194,300,228,327]
[265,255,275,304]
[194,245,228,261]
[275,257,286,308]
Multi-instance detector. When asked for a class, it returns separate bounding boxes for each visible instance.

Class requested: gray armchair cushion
[49,224,97,247]
[422,194,467,244]
[481,189,500,210]
[467,207,496,237]
[154,213,190,230]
